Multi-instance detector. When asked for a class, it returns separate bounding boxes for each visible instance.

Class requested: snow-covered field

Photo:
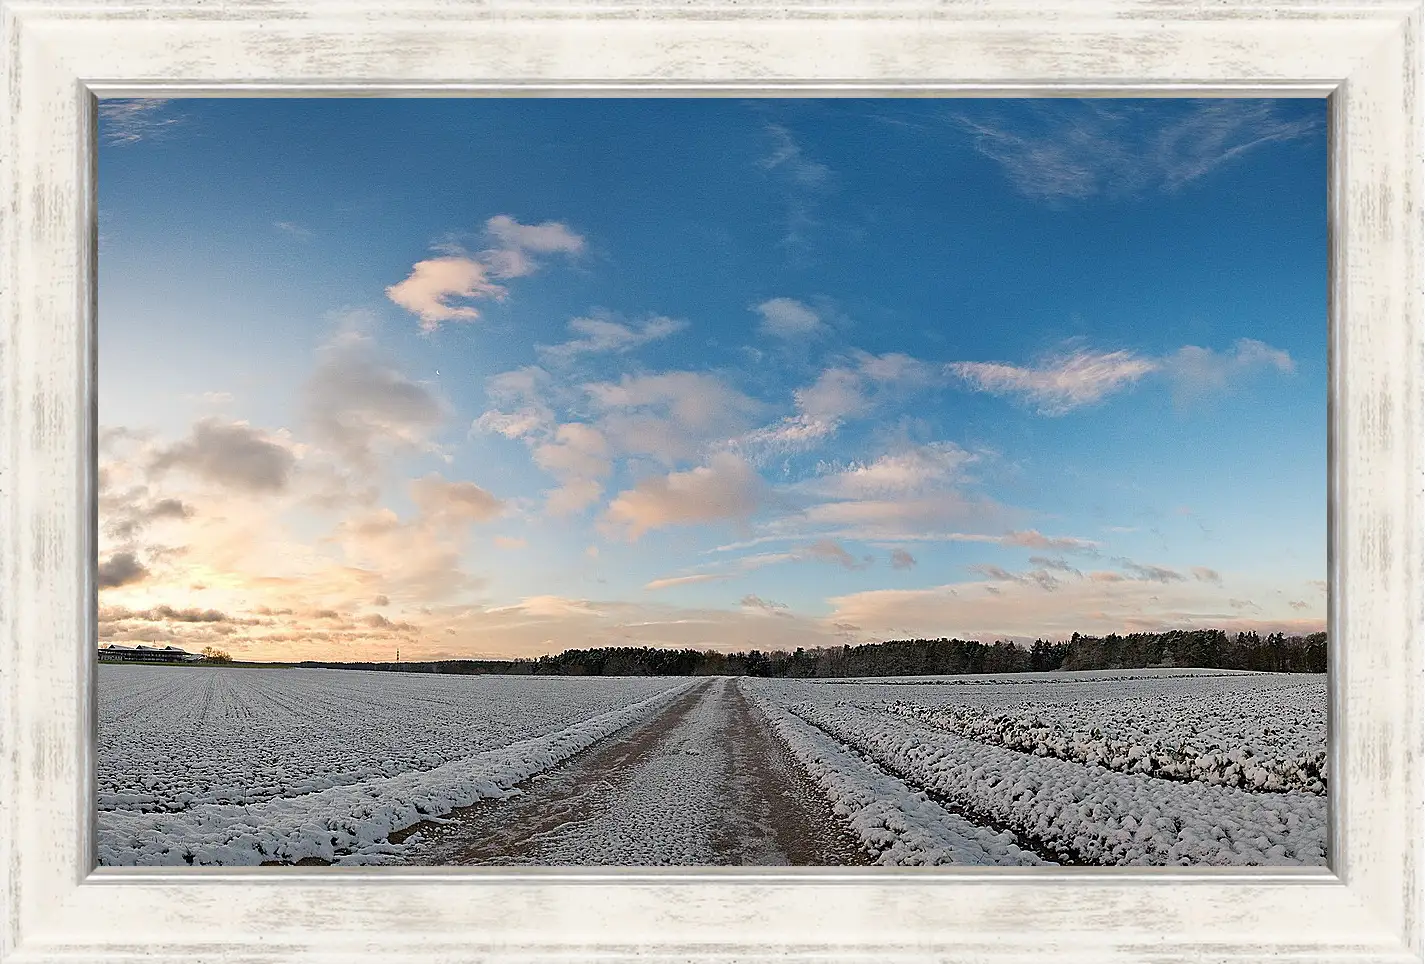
[744,670,1329,866]
[98,665,1328,867]
[98,666,694,865]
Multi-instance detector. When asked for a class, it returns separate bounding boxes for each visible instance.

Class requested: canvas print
[95,97,1328,867]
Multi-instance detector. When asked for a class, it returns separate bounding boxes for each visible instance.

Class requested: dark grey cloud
[97,551,148,589]
[1029,555,1081,576]
[1117,559,1187,584]
[149,498,193,520]
[150,418,295,492]
[740,594,791,616]
[802,538,872,570]
[969,563,1018,582]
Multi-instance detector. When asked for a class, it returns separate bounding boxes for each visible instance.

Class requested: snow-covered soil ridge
[98,678,699,866]
[786,700,1327,867]
[743,685,1047,867]
[881,700,1327,795]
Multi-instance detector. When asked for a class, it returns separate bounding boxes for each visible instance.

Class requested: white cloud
[753,298,822,338]
[643,573,733,591]
[852,350,935,385]
[385,256,506,330]
[800,492,991,533]
[409,473,504,524]
[809,443,976,499]
[387,216,585,331]
[532,423,612,516]
[330,473,502,602]
[585,371,763,465]
[484,215,586,256]
[603,453,764,541]
[473,367,556,441]
[537,314,686,363]
[1000,529,1099,555]
[737,367,866,454]
[1162,338,1296,403]
[796,367,865,424]
[949,349,1157,416]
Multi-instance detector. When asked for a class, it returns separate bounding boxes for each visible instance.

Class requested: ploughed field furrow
[745,687,1049,867]
[787,700,1327,867]
[877,699,1327,795]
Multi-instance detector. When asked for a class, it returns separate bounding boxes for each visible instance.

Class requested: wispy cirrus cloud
[949,349,1157,416]
[958,100,1321,202]
[644,573,733,591]
[537,313,686,364]
[761,124,831,188]
[273,222,313,242]
[736,352,936,457]
[949,339,1296,415]
[759,124,835,249]
[98,99,184,146]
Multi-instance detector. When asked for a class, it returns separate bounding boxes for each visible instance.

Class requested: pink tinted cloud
[604,453,764,541]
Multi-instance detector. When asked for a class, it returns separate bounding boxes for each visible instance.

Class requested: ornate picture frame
[1,1,1419,961]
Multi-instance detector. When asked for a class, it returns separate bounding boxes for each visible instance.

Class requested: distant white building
[98,644,204,664]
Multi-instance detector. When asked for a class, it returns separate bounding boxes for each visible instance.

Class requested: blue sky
[96,97,1326,660]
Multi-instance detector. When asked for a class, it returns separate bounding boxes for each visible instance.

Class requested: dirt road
[398,677,869,866]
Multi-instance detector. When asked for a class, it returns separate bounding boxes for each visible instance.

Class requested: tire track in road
[398,677,869,866]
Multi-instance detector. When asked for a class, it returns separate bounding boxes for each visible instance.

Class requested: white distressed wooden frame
[0,1,1419,961]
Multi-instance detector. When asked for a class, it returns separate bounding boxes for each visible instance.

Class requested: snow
[98,667,696,865]
[99,665,1329,868]
[744,670,1328,867]
[747,687,1046,867]
[98,665,685,813]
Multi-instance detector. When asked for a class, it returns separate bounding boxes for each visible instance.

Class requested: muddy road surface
[398,677,869,866]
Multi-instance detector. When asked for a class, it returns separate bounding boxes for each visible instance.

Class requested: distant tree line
[294,629,1326,678]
